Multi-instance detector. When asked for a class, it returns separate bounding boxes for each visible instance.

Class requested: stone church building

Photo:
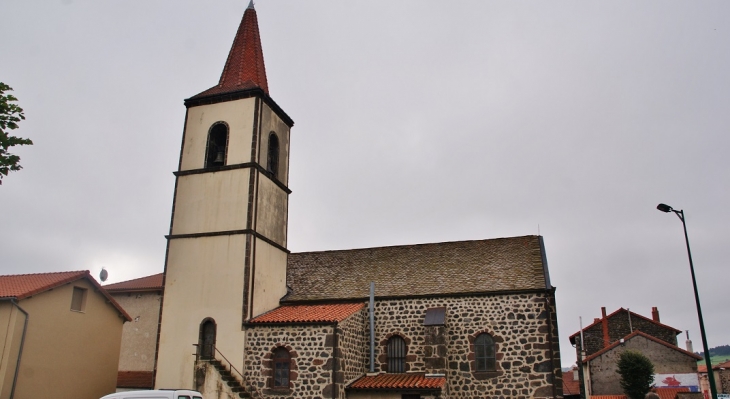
[110,3,564,399]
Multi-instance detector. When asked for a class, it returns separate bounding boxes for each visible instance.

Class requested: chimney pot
[652,307,660,322]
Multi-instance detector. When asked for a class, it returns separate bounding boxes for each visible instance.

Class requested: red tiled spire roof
[348,373,446,390]
[192,2,268,99]
[249,303,365,324]
[104,273,163,292]
[0,270,131,321]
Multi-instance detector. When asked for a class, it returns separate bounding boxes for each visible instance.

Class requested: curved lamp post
[656,203,717,399]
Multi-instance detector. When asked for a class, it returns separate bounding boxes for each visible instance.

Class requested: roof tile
[655,387,690,399]
[0,270,131,321]
[0,270,88,299]
[286,236,547,302]
[249,303,365,324]
[104,273,163,292]
[190,4,268,99]
[348,373,446,390]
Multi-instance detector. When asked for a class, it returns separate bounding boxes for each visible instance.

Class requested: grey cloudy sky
[2,1,729,367]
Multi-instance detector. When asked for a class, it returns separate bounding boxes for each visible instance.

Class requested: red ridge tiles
[249,303,365,324]
[104,273,163,292]
[192,3,268,99]
[349,373,446,390]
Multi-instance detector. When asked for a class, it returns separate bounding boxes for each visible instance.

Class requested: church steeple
[191,1,269,98]
[156,3,293,390]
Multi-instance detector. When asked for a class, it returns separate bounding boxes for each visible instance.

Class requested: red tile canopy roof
[117,371,154,389]
[348,373,446,390]
[249,303,365,324]
[0,270,131,321]
[104,273,163,292]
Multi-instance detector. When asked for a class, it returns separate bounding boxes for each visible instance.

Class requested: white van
[100,390,203,399]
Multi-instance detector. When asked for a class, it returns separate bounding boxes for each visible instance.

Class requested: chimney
[601,307,610,348]
[594,318,600,324]
[652,307,660,322]
[685,330,694,353]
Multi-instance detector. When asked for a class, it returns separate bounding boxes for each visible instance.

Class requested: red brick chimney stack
[601,307,610,348]
[652,307,660,322]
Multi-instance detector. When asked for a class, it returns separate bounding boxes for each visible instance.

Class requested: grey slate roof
[284,235,550,302]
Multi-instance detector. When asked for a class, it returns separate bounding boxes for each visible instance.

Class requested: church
[110,3,564,399]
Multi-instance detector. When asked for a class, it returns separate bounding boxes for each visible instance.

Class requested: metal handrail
[193,344,245,383]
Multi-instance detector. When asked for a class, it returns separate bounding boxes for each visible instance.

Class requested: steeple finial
[247,0,254,10]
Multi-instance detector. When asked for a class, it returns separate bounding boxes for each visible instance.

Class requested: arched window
[272,347,290,388]
[266,133,279,178]
[387,336,406,373]
[199,318,216,360]
[205,123,228,168]
[474,333,496,372]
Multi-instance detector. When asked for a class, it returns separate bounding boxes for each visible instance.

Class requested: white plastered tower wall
[154,3,293,389]
[155,96,292,389]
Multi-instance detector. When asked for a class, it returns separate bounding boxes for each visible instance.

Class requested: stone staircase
[204,358,251,399]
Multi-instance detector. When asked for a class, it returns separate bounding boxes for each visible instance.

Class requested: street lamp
[656,203,717,399]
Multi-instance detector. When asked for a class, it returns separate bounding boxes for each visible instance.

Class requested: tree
[0,82,32,185]
[617,350,655,399]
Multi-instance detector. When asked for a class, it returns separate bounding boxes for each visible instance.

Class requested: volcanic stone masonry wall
[720,369,730,394]
[244,324,336,399]
[371,293,562,399]
[337,308,368,397]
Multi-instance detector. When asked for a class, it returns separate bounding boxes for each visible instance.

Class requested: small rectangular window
[70,287,87,312]
[424,307,446,326]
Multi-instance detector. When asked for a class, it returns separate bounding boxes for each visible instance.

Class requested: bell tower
[154,2,293,389]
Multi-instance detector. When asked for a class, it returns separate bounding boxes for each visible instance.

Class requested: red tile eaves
[348,373,446,390]
[655,387,690,399]
[569,307,682,343]
[104,273,163,292]
[249,303,365,324]
[0,270,131,321]
[584,330,702,362]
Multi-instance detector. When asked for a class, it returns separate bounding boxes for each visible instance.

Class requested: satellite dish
[99,267,108,282]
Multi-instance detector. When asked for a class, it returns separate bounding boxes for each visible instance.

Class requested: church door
[200,319,216,360]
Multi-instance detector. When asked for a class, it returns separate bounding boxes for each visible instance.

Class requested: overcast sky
[2,1,729,367]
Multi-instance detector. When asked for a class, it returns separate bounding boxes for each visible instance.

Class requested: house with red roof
[104,273,164,391]
[698,359,730,394]
[570,307,701,397]
[0,270,130,399]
